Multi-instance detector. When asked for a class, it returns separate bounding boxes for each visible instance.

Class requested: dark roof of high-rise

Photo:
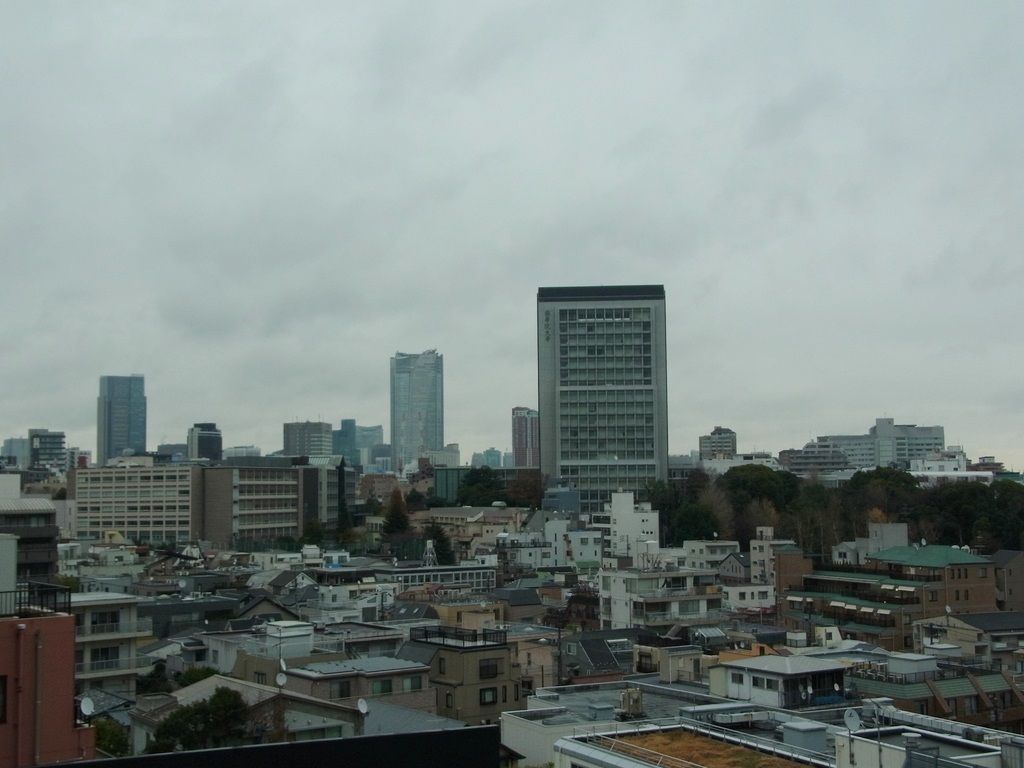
[537,285,665,302]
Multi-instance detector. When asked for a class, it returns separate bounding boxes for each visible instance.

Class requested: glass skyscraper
[390,349,444,472]
[97,374,147,466]
[537,286,668,515]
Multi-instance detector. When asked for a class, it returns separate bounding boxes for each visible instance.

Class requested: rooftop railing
[0,582,70,617]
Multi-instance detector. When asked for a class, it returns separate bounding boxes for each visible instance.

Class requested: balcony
[641,610,726,626]
[76,655,154,676]
[76,619,153,639]
[637,585,721,601]
[0,582,70,617]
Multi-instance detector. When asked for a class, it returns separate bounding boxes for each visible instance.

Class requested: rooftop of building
[944,611,1024,632]
[70,590,140,605]
[719,655,845,675]
[537,285,666,301]
[866,545,991,567]
[293,656,428,676]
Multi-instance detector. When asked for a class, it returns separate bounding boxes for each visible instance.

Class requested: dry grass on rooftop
[618,731,807,768]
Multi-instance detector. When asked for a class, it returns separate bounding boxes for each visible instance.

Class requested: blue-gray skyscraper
[97,374,147,466]
[390,350,444,471]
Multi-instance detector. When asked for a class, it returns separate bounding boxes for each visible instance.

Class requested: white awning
[880,584,896,590]
[896,586,916,593]
[860,607,875,614]
[877,609,892,615]
[829,601,845,608]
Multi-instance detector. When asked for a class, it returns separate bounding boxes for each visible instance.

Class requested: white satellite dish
[275,672,287,687]
[921,538,927,547]
[80,697,95,717]
[356,698,369,715]
[945,605,952,615]
[844,708,863,732]
[834,683,842,692]
[279,658,287,672]
[178,580,187,589]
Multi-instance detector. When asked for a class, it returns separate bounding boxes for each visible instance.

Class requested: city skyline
[1,4,1022,468]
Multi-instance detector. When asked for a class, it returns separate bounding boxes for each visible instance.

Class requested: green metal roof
[867,545,991,567]
[808,571,927,588]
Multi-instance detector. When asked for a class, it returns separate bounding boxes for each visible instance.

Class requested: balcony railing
[0,582,70,617]
[76,619,154,638]
[640,585,722,600]
[76,655,155,675]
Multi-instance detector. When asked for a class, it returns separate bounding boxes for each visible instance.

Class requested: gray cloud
[1,1,1022,467]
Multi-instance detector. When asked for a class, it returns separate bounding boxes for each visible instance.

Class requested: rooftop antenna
[423,539,438,567]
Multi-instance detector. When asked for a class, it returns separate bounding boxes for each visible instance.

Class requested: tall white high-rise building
[390,349,444,471]
[537,286,668,514]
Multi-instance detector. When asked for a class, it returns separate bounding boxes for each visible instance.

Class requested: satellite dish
[834,683,842,692]
[945,605,952,615]
[280,658,287,672]
[844,708,863,732]
[80,697,95,717]
[357,698,369,715]
[275,672,287,687]
[178,580,187,589]
[921,538,927,547]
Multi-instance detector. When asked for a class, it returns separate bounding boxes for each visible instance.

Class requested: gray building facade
[537,285,668,514]
[97,374,147,466]
[390,349,444,471]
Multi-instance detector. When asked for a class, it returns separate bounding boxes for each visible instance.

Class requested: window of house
[980,568,987,578]
[731,672,743,684]
[566,643,577,656]
[752,676,765,688]
[929,590,938,602]
[403,676,422,692]
[480,687,498,705]
[329,680,351,699]
[371,679,393,695]
[0,676,6,724]
[445,692,453,708]
[765,679,779,691]
[758,591,768,600]
[439,656,446,674]
[254,671,267,684]
[479,658,500,679]
[502,685,508,703]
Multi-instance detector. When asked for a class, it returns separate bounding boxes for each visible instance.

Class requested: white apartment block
[601,491,660,567]
[674,539,741,570]
[750,526,796,585]
[599,566,723,630]
[70,591,152,696]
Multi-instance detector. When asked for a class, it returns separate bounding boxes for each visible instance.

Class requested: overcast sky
[2,1,1022,468]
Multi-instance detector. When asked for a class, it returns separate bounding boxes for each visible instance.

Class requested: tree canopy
[146,687,248,753]
[456,466,506,506]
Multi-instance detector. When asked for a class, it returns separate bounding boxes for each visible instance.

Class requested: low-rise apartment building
[396,625,522,725]
[599,566,723,631]
[70,591,152,696]
[779,544,997,651]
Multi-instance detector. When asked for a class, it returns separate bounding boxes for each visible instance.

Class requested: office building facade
[803,417,945,470]
[283,421,332,456]
[28,428,67,474]
[97,374,146,466]
[187,422,222,461]
[511,407,540,469]
[537,286,668,513]
[390,349,444,471]
[699,426,737,460]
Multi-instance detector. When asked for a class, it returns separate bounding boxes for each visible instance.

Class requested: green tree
[506,470,544,508]
[425,523,456,564]
[383,487,410,535]
[406,488,427,511]
[176,665,218,687]
[456,467,506,506]
[93,717,130,757]
[138,661,173,694]
[147,687,248,753]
